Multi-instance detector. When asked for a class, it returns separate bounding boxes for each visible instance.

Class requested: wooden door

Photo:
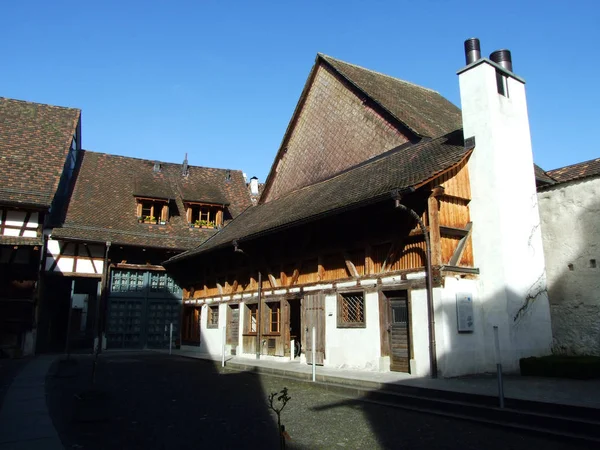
[304,294,325,365]
[227,305,239,352]
[388,292,410,373]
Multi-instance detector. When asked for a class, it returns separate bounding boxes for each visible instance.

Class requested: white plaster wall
[538,177,600,355]
[198,303,227,356]
[324,292,383,371]
[459,61,553,372]
[410,289,432,377]
[45,239,104,274]
[434,278,489,376]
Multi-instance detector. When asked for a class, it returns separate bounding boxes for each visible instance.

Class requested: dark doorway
[182,306,201,345]
[288,298,301,357]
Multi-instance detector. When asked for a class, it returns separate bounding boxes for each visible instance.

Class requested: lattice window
[337,292,365,328]
[111,270,145,293]
[208,305,219,328]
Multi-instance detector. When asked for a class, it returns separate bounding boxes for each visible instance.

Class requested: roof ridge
[0,96,80,112]
[318,53,440,95]
[81,149,243,173]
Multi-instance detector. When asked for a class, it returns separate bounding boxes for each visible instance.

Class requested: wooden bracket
[449,222,473,266]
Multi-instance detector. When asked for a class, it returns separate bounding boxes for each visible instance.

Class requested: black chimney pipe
[490,49,513,72]
[464,38,481,65]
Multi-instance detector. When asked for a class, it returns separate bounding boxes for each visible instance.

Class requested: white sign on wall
[456,292,474,332]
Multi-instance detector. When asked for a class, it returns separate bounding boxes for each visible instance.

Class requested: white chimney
[458,39,552,370]
[249,176,259,195]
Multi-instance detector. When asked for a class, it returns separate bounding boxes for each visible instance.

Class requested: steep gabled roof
[320,54,462,139]
[260,54,463,204]
[545,157,600,184]
[166,130,471,263]
[0,97,80,208]
[51,151,252,250]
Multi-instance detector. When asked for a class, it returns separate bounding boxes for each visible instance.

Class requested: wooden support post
[289,268,300,286]
[343,252,359,278]
[428,187,444,267]
[381,240,402,273]
[365,244,374,275]
[317,256,325,282]
[449,222,473,266]
[267,274,278,288]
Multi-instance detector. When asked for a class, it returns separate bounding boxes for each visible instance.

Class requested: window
[185,203,224,228]
[207,305,219,328]
[136,198,169,224]
[265,302,280,333]
[496,70,509,97]
[246,304,258,333]
[337,292,365,328]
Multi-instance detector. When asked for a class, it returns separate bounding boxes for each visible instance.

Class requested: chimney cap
[490,49,513,72]
[464,38,481,65]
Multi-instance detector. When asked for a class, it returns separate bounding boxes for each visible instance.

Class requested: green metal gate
[106,269,181,349]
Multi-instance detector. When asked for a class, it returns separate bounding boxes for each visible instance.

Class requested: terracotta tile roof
[320,54,462,138]
[546,158,600,184]
[166,130,471,263]
[51,151,252,250]
[0,98,80,208]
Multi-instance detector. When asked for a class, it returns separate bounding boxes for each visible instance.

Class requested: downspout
[256,271,262,360]
[92,240,110,384]
[392,190,438,378]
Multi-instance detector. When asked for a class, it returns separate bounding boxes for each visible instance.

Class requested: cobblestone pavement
[0,356,29,407]
[45,353,594,450]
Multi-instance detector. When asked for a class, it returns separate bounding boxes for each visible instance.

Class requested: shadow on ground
[46,352,289,450]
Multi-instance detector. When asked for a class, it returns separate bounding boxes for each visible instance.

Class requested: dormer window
[136,198,169,225]
[185,202,223,229]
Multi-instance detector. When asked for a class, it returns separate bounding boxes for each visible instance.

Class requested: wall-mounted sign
[456,292,474,332]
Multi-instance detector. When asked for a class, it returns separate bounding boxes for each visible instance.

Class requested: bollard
[312,327,316,382]
[493,325,505,408]
[169,323,173,355]
[290,339,295,361]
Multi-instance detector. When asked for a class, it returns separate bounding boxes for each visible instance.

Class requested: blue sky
[1,1,598,182]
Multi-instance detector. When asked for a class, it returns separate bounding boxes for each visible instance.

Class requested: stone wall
[538,177,600,355]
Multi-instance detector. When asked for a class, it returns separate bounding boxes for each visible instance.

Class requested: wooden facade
[178,160,475,366]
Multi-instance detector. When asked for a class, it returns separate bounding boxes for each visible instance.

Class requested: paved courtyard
[39,352,595,449]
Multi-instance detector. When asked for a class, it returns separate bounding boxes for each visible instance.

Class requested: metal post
[222,325,226,368]
[493,326,505,408]
[169,322,173,355]
[312,326,316,382]
[290,339,294,361]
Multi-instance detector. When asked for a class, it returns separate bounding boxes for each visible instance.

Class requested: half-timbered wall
[45,239,105,276]
[0,209,41,238]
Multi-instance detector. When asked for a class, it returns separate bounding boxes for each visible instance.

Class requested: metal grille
[209,306,219,326]
[111,270,144,292]
[392,301,408,327]
[340,293,364,324]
